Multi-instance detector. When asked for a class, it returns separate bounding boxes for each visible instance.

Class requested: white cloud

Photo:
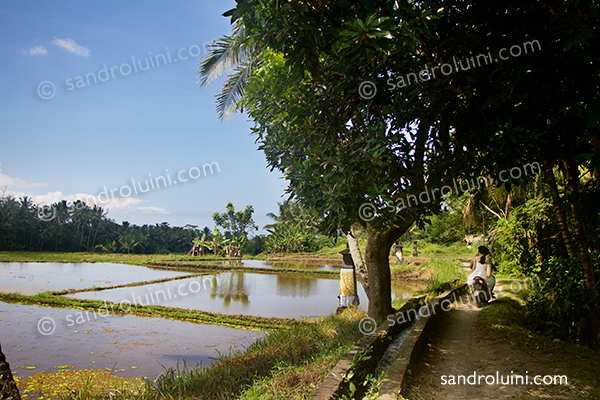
[137,206,170,214]
[31,191,107,207]
[21,46,48,56]
[33,192,151,211]
[97,196,143,209]
[0,166,49,189]
[4,189,169,216]
[0,167,169,216]
[33,191,75,204]
[52,38,90,57]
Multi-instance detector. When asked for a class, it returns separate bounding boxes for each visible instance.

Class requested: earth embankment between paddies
[0,290,300,331]
[146,259,340,278]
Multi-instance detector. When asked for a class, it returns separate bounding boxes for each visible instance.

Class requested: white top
[468,262,489,285]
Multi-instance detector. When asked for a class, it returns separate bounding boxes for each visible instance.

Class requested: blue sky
[0,1,288,234]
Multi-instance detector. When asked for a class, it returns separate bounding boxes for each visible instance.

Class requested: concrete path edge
[377,283,469,400]
[309,295,428,400]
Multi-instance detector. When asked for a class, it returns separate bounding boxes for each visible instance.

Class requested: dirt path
[403,275,569,399]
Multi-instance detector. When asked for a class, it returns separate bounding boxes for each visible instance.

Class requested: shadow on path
[403,287,567,399]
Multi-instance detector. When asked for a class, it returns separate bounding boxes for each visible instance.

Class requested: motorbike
[471,276,491,306]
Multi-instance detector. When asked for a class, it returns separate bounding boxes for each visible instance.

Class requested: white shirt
[468,261,489,285]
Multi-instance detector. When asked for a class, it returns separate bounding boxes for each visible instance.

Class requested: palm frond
[197,19,262,120]
[215,61,255,120]
[197,20,250,87]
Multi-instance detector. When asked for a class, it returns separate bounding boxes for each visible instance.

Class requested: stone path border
[309,295,428,400]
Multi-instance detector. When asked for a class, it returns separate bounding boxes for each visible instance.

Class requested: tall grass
[423,258,465,293]
[416,241,475,258]
[65,307,366,400]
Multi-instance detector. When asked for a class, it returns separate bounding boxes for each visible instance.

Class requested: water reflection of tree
[275,274,317,297]
[210,272,250,306]
[390,281,427,300]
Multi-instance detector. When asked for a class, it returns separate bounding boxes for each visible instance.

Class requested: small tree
[212,202,258,238]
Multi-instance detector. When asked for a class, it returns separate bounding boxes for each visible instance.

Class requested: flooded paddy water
[236,259,340,271]
[1,301,263,382]
[0,261,426,387]
[67,272,360,318]
[0,262,189,295]
[66,271,423,318]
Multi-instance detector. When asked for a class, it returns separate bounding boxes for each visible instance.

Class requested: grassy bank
[17,368,145,400]
[0,251,175,266]
[391,257,467,298]
[476,282,600,399]
[0,250,344,266]
[148,259,339,277]
[0,251,261,268]
[52,307,367,400]
[0,251,341,277]
[0,292,296,331]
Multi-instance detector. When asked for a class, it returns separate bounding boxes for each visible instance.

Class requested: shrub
[419,210,466,245]
[493,197,562,276]
[525,258,597,344]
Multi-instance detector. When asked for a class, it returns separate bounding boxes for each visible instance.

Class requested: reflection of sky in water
[1,301,263,381]
[0,262,188,295]
[68,272,349,318]
[67,272,426,318]
[1,262,426,383]
[215,259,340,271]
[239,259,341,271]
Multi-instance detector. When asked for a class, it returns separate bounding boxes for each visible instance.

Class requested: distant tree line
[0,194,267,254]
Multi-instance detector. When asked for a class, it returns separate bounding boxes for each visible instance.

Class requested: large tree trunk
[565,160,600,346]
[364,228,394,321]
[347,225,369,295]
[544,165,578,259]
[363,223,411,321]
[0,343,21,400]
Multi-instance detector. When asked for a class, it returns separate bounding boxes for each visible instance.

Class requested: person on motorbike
[467,245,496,298]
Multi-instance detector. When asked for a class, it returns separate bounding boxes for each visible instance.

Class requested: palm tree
[95,240,117,254]
[201,226,212,240]
[37,225,52,251]
[89,206,107,250]
[70,200,85,251]
[264,200,320,234]
[197,19,262,120]
[19,197,36,249]
[52,201,71,251]
[119,234,141,254]
[461,178,536,244]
